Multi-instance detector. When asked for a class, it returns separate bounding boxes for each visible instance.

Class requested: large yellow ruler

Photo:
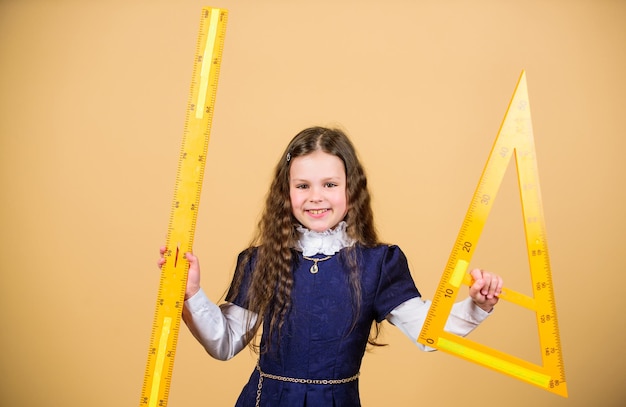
[139,7,228,407]
[417,71,567,397]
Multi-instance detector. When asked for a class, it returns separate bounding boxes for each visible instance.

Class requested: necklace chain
[302,255,332,274]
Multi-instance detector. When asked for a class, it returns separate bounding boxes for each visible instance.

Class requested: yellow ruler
[417,71,567,398]
[139,8,227,407]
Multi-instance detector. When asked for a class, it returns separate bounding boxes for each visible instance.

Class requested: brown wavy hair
[228,126,383,352]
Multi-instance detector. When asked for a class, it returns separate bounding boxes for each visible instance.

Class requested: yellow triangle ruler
[417,71,567,398]
[139,7,228,407]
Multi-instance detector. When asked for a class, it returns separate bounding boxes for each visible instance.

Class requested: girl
[158,126,503,407]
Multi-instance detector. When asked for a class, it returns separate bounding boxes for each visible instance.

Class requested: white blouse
[182,223,490,361]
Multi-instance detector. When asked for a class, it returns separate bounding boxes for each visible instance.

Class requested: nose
[308,185,323,202]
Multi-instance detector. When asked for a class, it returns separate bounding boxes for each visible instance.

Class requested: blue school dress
[229,244,420,407]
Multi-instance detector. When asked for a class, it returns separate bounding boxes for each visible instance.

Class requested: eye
[295,184,309,189]
[324,182,338,188]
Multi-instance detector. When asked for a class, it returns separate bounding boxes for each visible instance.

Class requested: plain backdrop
[1,0,625,406]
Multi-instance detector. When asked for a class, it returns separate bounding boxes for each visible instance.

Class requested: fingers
[184,252,201,300]
[157,246,167,268]
[158,247,198,268]
[156,248,201,300]
[470,268,503,299]
[469,268,504,312]
[185,252,199,271]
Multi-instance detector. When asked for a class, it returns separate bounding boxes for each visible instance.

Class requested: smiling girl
[158,126,503,407]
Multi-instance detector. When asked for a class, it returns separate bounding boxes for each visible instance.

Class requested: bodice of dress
[230,244,420,406]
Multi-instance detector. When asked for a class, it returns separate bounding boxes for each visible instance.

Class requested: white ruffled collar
[295,221,355,256]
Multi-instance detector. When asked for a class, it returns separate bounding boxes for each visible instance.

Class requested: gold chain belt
[255,361,360,407]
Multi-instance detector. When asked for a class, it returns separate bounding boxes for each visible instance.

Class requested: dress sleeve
[224,248,255,309]
[372,245,422,323]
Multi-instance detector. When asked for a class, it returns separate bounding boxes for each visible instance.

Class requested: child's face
[289,150,348,232]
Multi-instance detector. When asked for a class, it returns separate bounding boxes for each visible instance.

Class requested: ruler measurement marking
[417,71,567,397]
[139,8,228,407]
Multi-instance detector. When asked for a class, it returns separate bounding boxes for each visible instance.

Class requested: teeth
[309,209,326,215]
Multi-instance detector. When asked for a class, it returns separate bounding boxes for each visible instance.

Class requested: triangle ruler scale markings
[139,8,228,407]
[417,71,568,398]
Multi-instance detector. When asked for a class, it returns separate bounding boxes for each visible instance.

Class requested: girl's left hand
[468,268,503,313]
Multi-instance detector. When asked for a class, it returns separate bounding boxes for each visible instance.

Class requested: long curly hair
[228,126,382,352]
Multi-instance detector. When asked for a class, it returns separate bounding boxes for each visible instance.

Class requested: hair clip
[286,152,291,162]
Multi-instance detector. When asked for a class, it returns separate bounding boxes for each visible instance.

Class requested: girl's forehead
[289,151,346,178]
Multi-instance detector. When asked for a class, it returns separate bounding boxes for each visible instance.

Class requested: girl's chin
[304,222,341,233]
[309,227,331,233]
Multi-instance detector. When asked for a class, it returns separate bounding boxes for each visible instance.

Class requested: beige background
[1,0,624,406]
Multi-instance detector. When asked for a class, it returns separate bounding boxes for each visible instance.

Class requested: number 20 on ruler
[418,71,567,398]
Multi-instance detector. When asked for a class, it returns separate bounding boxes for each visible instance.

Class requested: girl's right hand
[158,246,202,300]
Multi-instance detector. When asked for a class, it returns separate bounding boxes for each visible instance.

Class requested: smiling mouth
[308,209,328,215]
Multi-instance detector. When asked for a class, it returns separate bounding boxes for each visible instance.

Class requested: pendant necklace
[303,255,332,274]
